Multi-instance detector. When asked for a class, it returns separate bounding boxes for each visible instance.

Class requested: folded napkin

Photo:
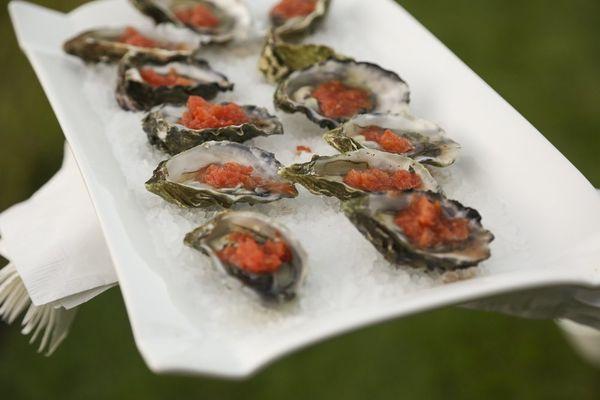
[0,143,116,308]
[0,142,117,353]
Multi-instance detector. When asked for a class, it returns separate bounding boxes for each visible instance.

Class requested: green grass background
[1,0,600,398]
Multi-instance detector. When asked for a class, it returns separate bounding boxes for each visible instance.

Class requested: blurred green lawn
[1,0,600,399]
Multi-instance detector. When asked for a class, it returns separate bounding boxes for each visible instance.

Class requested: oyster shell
[146,141,298,207]
[116,52,233,111]
[323,113,461,167]
[184,211,307,300]
[270,0,331,37]
[259,29,349,84]
[274,59,410,129]
[342,191,494,270]
[63,27,196,64]
[279,148,439,200]
[143,101,283,154]
[129,0,251,43]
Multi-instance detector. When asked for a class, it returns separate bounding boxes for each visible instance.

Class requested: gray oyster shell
[279,148,439,201]
[323,113,461,167]
[146,141,298,208]
[259,29,349,84]
[274,59,410,129]
[342,191,494,270]
[270,0,331,37]
[129,0,251,43]
[143,102,283,154]
[63,27,197,64]
[184,211,307,300]
[116,52,233,111]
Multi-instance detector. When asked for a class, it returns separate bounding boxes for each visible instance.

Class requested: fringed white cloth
[0,142,116,354]
[0,143,116,308]
[0,262,76,355]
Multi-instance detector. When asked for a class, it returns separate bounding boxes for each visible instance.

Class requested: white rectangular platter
[9,0,600,378]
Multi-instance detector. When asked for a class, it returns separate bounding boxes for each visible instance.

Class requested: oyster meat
[185,211,307,300]
[323,113,461,167]
[279,148,439,201]
[143,96,283,154]
[116,52,233,111]
[269,0,331,37]
[129,0,251,43]
[146,141,298,208]
[342,191,494,270]
[275,59,410,129]
[259,29,349,84]
[63,26,197,63]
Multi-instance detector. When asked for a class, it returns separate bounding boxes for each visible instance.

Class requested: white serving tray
[9,0,600,378]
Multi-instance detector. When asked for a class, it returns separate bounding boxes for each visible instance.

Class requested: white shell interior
[311,148,440,192]
[155,0,252,41]
[348,113,444,138]
[273,0,329,35]
[126,61,229,85]
[285,60,411,119]
[165,142,283,191]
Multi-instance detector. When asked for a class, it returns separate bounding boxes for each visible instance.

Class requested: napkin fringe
[0,262,77,355]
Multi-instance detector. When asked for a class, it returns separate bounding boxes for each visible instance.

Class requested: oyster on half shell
[274,59,410,129]
[323,113,461,167]
[116,52,233,111]
[63,27,197,64]
[185,211,307,300]
[146,141,298,208]
[143,101,283,155]
[279,148,439,201]
[342,191,494,270]
[270,0,332,37]
[259,29,349,84]
[129,0,251,43]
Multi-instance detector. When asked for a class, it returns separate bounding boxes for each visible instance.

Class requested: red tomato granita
[295,145,312,153]
[217,232,292,274]
[394,195,470,249]
[140,68,195,87]
[343,168,422,192]
[119,27,159,48]
[179,96,250,130]
[270,0,317,21]
[175,4,220,28]
[196,162,296,196]
[361,126,414,154]
[312,80,373,119]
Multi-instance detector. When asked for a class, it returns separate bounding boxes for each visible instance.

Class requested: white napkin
[0,142,117,309]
